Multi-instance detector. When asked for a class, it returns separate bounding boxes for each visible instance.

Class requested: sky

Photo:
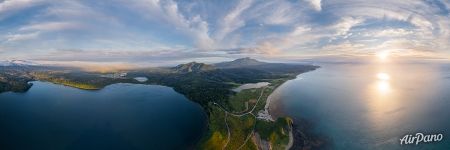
[0,0,449,66]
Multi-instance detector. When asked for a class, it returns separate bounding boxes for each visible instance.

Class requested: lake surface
[232,82,270,92]
[134,77,148,82]
[0,81,207,150]
[271,62,450,150]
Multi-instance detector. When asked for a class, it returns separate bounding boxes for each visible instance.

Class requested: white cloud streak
[6,32,40,42]
[19,22,84,31]
[126,0,215,50]
[214,0,253,41]
[0,0,45,20]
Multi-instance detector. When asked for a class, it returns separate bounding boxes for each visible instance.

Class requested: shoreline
[264,82,282,120]
[265,73,325,150]
[264,77,294,149]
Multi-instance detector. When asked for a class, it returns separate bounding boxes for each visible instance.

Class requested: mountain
[214,57,266,68]
[0,60,39,67]
[172,62,215,73]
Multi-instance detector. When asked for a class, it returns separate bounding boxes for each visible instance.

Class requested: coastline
[265,81,283,120]
[25,79,293,149]
[265,78,294,150]
[2,59,321,150]
[265,73,322,150]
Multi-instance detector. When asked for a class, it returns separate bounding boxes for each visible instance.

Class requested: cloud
[30,48,221,66]
[0,0,449,62]
[365,28,414,37]
[324,1,440,32]
[332,17,364,36]
[250,1,302,25]
[226,42,281,55]
[0,0,45,20]
[214,0,253,41]
[305,0,322,11]
[19,22,84,31]
[34,60,139,72]
[6,32,40,42]
[320,41,366,55]
[126,0,215,50]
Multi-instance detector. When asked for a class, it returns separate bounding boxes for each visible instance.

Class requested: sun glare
[377,73,390,80]
[376,51,390,61]
[375,72,391,95]
[377,81,391,94]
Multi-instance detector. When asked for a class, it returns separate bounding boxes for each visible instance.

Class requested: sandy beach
[264,81,294,150]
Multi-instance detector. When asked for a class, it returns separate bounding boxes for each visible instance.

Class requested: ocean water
[0,81,207,150]
[271,62,450,150]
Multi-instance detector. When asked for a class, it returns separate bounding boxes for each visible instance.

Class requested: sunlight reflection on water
[274,62,450,149]
[377,80,391,95]
[375,72,391,95]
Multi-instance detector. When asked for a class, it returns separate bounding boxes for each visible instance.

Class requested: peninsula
[0,58,318,149]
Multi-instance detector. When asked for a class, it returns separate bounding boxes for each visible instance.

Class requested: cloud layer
[0,0,449,63]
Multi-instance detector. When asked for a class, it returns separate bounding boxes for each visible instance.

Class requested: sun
[376,51,390,61]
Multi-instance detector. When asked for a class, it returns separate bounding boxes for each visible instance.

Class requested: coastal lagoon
[232,82,270,92]
[271,62,450,149]
[0,81,207,150]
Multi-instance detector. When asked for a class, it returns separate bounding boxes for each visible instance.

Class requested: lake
[0,81,207,150]
[271,62,450,149]
[232,82,270,92]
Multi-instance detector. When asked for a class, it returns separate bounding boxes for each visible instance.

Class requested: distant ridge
[0,59,39,67]
[214,57,266,68]
[172,62,215,73]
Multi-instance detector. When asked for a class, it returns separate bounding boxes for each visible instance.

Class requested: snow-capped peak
[0,59,39,66]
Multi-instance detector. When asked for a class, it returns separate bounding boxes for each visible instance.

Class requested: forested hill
[0,58,319,108]
[127,58,319,107]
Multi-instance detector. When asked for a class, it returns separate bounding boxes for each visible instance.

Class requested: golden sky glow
[0,0,448,64]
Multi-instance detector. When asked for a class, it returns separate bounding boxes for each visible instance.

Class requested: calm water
[232,82,270,92]
[0,81,207,150]
[272,62,450,150]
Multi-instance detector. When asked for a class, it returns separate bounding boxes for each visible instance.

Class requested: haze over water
[271,61,450,149]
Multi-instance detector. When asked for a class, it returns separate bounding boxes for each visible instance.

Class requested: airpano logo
[400,133,443,145]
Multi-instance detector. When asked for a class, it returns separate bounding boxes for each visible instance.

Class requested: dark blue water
[0,81,207,150]
[272,63,450,150]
